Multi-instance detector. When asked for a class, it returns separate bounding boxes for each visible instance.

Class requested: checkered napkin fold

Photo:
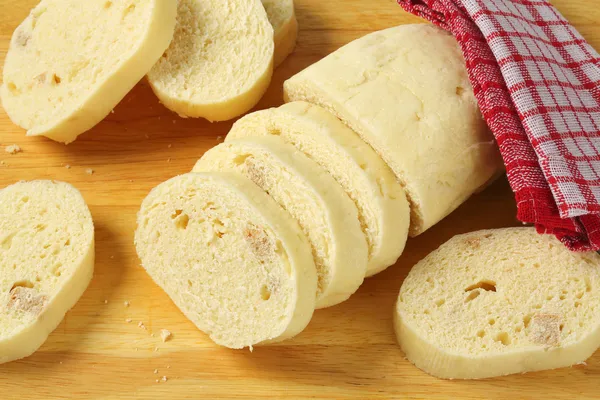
[397,0,600,251]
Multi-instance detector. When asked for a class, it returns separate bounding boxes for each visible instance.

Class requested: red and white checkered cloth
[397,0,600,251]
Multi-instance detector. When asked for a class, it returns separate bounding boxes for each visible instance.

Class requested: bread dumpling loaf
[0,181,95,363]
[395,227,600,379]
[228,102,409,277]
[135,172,317,349]
[284,24,504,236]
[193,137,368,308]
[0,0,177,144]
[262,0,298,67]
[147,0,274,121]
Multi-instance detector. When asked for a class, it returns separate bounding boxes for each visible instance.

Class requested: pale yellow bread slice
[0,0,177,144]
[227,101,409,277]
[147,0,274,121]
[262,0,298,67]
[135,172,317,349]
[283,24,504,236]
[193,137,368,308]
[0,180,94,363]
[395,227,600,379]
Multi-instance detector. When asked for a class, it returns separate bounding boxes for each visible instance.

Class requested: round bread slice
[135,172,317,349]
[283,24,504,236]
[227,102,409,277]
[0,180,94,363]
[0,0,177,144]
[193,137,368,308]
[395,227,600,379]
[147,0,274,121]
[262,0,298,67]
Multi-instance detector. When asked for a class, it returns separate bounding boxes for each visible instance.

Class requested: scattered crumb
[161,376,168,382]
[124,301,130,307]
[173,120,176,124]
[138,321,146,330]
[5,144,22,154]
[59,361,63,365]
[216,136,223,142]
[85,168,94,175]
[151,333,155,337]
[65,164,71,169]
[145,134,149,139]
[154,347,159,352]
[111,109,115,114]
[110,255,114,259]
[129,179,134,183]
[104,300,108,304]
[166,365,170,369]
[126,318,132,323]
[135,348,138,351]
[168,144,172,148]
[155,379,159,383]
[167,158,171,163]
[160,329,172,343]
[0,160,5,165]
[154,369,158,374]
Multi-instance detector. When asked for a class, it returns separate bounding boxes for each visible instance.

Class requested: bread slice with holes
[135,172,317,349]
[394,227,600,379]
[227,102,409,277]
[147,0,274,121]
[193,137,368,308]
[283,24,504,236]
[0,180,94,363]
[0,0,177,144]
[262,0,298,67]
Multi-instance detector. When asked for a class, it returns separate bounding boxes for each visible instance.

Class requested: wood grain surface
[1,0,599,398]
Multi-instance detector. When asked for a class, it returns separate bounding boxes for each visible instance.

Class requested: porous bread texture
[147,0,274,121]
[193,136,368,309]
[135,172,317,349]
[283,23,504,236]
[261,0,298,67]
[227,101,409,277]
[0,180,94,363]
[395,227,600,379]
[0,0,177,144]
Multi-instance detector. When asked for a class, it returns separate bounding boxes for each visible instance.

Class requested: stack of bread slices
[0,0,298,143]
[134,23,505,349]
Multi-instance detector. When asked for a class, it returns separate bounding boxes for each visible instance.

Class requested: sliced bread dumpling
[227,102,409,277]
[135,172,317,349]
[147,0,274,121]
[0,0,177,144]
[284,24,504,236]
[395,227,600,379]
[0,180,95,363]
[262,0,298,67]
[193,137,368,308]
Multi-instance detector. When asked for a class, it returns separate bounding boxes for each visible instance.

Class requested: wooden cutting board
[1,0,599,398]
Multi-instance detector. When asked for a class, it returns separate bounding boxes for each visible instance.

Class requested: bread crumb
[135,348,138,351]
[65,164,71,169]
[154,347,159,352]
[138,321,146,330]
[161,376,168,382]
[166,365,170,369]
[167,158,171,163]
[145,134,149,139]
[151,333,155,337]
[124,301,130,307]
[104,300,108,304]
[160,329,172,343]
[216,136,223,142]
[126,318,132,323]
[59,361,63,364]
[173,120,176,124]
[168,144,172,148]
[5,145,22,154]
[129,179,133,182]
[154,369,158,374]
[111,109,115,114]
[85,168,94,175]
[155,379,159,383]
